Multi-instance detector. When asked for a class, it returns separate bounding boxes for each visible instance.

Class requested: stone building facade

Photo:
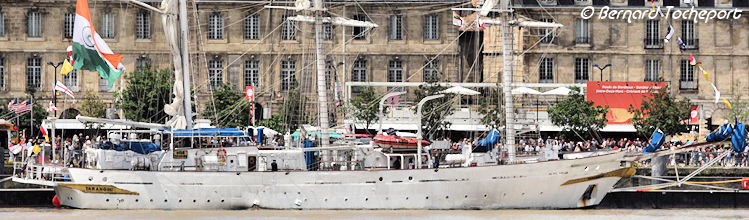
[0,0,474,125]
[483,1,749,125]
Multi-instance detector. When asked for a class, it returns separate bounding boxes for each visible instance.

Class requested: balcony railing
[681,38,699,50]
[679,80,697,90]
[644,38,663,49]
[575,37,590,44]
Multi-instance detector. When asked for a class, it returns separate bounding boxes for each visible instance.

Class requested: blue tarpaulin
[706,123,733,142]
[108,141,161,154]
[478,130,500,148]
[163,128,246,137]
[732,121,746,152]
[643,129,665,153]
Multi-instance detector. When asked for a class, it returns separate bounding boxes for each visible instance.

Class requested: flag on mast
[476,16,486,30]
[689,54,696,65]
[40,120,49,142]
[54,81,77,104]
[452,12,464,27]
[47,100,58,112]
[72,0,124,89]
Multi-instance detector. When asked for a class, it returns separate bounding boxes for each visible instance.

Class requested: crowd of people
[514,136,651,154]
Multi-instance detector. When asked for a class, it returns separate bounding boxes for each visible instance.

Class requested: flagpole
[30,96,33,140]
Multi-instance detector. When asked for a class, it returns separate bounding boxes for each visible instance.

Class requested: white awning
[540,124,636,132]
[48,119,131,130]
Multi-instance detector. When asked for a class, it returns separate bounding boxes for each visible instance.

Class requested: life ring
[217,148,227,164]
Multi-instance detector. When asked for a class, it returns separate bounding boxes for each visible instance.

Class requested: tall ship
[11,0,634,209]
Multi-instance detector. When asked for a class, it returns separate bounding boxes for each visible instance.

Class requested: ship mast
[312,0,330,148]
[498,0,516,163]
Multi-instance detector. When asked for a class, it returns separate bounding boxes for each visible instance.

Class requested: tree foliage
[80,91,108,118]
[257,84,308,133]
[477,88,504,130]
[547,87,609,141]
[726,84,749,124]
[628,85,690,137]
[348,87,384,134]
[117,67,173,124]
[202,83,250,128]
[412,82,456,140]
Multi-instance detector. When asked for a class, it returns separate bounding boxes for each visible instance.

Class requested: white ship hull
[49,152,630,210]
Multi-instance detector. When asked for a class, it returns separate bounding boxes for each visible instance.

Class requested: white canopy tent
[439,86,481,95]
[511,87,542,95]
[542,87,572,96]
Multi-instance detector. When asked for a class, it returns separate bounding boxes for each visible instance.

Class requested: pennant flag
[46,100,58,112]
[699,66,709,81]
[14,99,31,114]
[689,54,696,65]
[723,98,733,110]
[664,23,674,43]
[452,11,464,27]
[72,0,125,89]
[54,81,77,104]
[650,0,656,11]
[657,7,666,17]
[710,83,720,104]
[61,59,74,76]
[678,38,686,50]
[40,120,49,142]
[476,16,486,30]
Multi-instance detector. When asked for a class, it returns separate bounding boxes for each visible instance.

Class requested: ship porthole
[193,200,196,203]
[425,196,429,200]
[179,199,182,203]
[408,176,413,181]
[284,192,287,195]
[324,198,328,202]
[405,196,409,200]
[385,197,389,200]
[221,200,225,203]
[365,197,369,201]
[584,166,589,172]
[344,198,348,201]
[379,177,383,181]
[135,199,139,202]
[445,196,449,199]
[483,194,487,198]
[164,199,168,202]
[207,200,211,203]
[106,199,109,202]
[464,195,468,198]
[150,199,154,202]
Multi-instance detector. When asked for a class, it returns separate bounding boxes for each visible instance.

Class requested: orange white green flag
[72,0,124,89]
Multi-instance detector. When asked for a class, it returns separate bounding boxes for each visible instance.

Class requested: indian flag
[72,0,124,89]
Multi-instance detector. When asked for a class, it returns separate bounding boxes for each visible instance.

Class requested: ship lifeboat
[372,134,431,150]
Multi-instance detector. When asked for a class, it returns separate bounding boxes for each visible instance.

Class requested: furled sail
[161,0,187,129]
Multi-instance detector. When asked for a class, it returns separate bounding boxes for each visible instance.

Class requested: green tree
[257,83,308,133]
[477,88,504,130]
[257,114,284,133]
[80,91,108,118]
[348,87,383,134]
[548,87,609,141]
[413,82,456,140]
[628,85,690,137]
[202,83,250,128]
[117,67,173,124]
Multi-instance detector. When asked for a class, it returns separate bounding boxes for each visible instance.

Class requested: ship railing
[12,155,71,184]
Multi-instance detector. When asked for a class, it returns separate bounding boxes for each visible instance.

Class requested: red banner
[246,86,255,126]
[586,81,666,124]
[689,105,699,124]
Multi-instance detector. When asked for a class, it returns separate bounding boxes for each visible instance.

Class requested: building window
[424,14,439,41]
[136,11,151,39]
[575,18,589,44]
[64,13,74,38]
[323,23,333,40]
[574,58,589,83]
[99,77,109,91]
[64,70,78,91]
[353,14,367,40]
[244,60,259,88]
[28,11,41,38]
[423,60,440,82]
[390,15,403,40]
[681,20,697,49]
[136,57,151,70]
[208,13,224,40]
[680,60,696,90]
[645,60,660,81]
[0,12,4,37]
[208,59,224,90]
[281,15,296,41]
[281,60,296,91]
[645,20,661,49]
[325,61,334,88]
[0,58,4,89]
[244,14,259,40]
[101,12,115,39]
[388,60,404,91]
[539,58,554,83]
[27,57,41,88]
[351,59,367,93]
[539,18,554,44]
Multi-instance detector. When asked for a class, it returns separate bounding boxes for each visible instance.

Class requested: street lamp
[592,63,611,81]
[47,61,64,117]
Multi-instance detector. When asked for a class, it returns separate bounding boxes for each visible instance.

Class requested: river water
[1,208,748,220]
